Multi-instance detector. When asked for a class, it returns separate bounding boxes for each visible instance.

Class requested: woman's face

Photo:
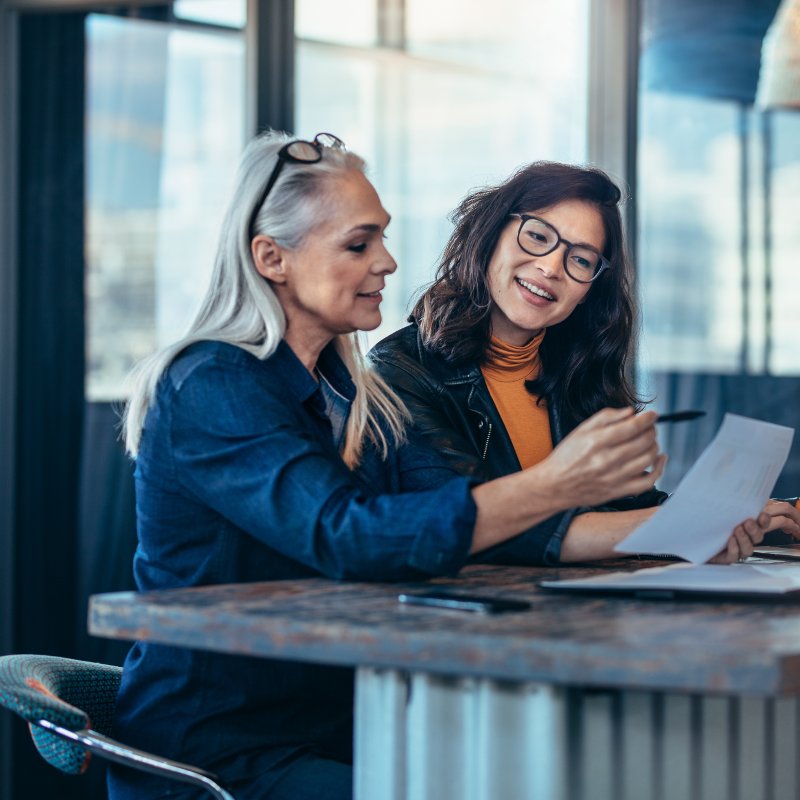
[272,169,396,343]
[486,198,604,345]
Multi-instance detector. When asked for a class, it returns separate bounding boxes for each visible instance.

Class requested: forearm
[559,507,657,562]
[470,467,567,554]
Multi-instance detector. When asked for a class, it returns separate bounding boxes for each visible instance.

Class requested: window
[636,0,800,495]
[85,13,245,400]
[637,0,800,378]
[296,0,592,345]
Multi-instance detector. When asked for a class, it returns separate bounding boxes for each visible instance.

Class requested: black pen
[655,410,706,424]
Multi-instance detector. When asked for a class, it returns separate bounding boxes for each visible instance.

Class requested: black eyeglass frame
[509,213,611,284]
[248,132,345,237]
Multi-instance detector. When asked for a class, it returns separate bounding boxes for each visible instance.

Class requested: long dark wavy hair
[411,161,641,425]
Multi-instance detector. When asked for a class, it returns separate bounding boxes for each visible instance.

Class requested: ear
[251,235,287,283]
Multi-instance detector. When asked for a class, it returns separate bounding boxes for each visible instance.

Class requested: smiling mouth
[357,290,381,298]
[516,277,555,301]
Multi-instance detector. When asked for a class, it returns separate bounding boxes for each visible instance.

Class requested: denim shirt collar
[271,338,356,406]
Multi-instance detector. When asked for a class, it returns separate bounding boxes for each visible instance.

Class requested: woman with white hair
[108,131,758,800]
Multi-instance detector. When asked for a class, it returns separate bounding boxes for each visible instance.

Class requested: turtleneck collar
[482,330,545,382]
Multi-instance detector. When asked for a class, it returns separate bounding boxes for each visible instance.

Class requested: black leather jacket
[369,323,667,564]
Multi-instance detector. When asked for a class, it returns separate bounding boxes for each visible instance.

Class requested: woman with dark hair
[370,161,799,564]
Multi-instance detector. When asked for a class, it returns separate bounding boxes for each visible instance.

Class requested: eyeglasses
[248,132,346,237]
[510,213,610,283]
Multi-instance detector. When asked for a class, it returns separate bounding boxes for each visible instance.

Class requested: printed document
[615,413,794,563]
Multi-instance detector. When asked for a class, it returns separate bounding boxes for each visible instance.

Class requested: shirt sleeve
[168,359,476,581]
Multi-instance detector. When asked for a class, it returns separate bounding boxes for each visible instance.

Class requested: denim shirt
[109,339,476,798]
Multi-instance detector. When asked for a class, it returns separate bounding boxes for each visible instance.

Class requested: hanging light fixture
[756,0,800,108]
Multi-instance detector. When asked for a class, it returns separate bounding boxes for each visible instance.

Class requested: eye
[527,231,549,244]
[348,242,367,253]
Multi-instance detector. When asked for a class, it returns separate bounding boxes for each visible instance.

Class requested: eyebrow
[344,217,391,236]
[535,215,601,250]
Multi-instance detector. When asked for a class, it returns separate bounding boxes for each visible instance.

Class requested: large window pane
[296,0,590,345]
[85,15,245,400]
[636,0,800,495]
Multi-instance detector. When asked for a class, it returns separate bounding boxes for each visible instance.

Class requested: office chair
[0,654,235,799]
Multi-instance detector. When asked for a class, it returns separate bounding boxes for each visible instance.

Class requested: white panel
[580,692,616,800]
[354,670,800,800]
[619,692,656,800]
[406,673,471,800]
[354,667,408,800]
[660,693,694,800]
[773,698,798,800]
[737,696,768,800]
[699,696,731,800]
[472,681,565,800]
[405,675,567,800]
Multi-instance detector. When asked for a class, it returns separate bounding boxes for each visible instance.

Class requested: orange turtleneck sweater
[480,332,553,469]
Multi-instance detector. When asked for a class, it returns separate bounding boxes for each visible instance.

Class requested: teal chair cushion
[0,654,121,774]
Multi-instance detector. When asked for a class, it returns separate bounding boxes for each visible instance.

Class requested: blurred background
[1,0,798,796]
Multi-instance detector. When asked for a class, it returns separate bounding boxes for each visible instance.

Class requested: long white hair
[123,130,407,468]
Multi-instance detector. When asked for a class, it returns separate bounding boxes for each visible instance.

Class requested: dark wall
[6,11,92,800]
[652,372,800,496]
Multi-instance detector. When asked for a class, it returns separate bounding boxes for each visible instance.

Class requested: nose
[533,244,566,278]
[373,241,397,275]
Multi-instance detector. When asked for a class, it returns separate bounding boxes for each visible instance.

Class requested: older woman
[370,161,795,564]
[110,135,761,800]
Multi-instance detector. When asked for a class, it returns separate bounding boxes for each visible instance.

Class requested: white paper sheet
[614,413,794,564]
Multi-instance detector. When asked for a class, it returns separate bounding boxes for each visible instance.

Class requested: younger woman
[370,162,795,563]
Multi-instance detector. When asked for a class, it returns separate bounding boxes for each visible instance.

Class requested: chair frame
[0,654,236,799]
[34,718,236,799]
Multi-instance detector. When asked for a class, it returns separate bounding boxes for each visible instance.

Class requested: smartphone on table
[397,590,531,614]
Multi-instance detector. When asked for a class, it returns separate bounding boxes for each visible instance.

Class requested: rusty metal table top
[88,561,800,696]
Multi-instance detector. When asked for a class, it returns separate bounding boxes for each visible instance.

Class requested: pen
[655,410,706,424]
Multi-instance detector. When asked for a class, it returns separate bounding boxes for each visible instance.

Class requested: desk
[89,563,800,800]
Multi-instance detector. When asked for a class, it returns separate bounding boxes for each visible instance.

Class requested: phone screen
[397,590,531,614]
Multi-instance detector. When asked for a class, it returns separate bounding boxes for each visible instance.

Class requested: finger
[606,410,659,445]
[620,443,663,476]
[711,536,739,565]
[764,500,796,520]
[774,503,800,528]
[615,459,666,497]
[580,406,635,431]
[606,437,661,477]
[581,407,656,447]
[741,517,765,545]
[734,526,755,558]
[764,515,800,535]
[771,518,800,538]
[649,453,668,484]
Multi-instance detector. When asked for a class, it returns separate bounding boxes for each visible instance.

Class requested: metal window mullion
[247,0,295,138]
[587,0,640,383]
[377,0,405,50]
[586,0,639,239]
[761,110,773,375]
